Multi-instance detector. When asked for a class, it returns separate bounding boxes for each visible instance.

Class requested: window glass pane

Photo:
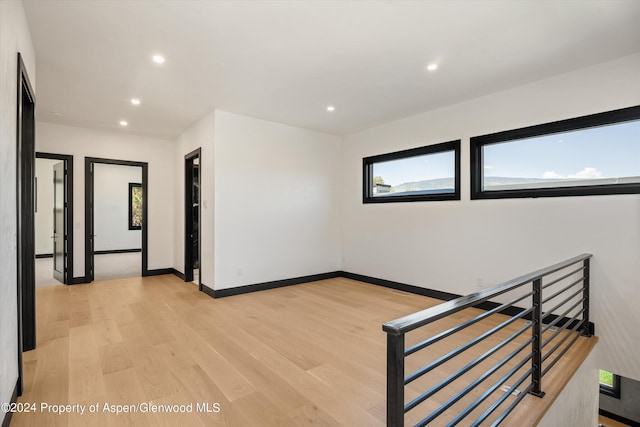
[600,370,614,388]
[131,186,143,227]
[129,183,143,230]
[482,119,640,191]
[371,151,455,197]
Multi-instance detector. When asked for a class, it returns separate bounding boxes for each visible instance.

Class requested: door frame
[184,148,201,290]
[36,152,74,285]
[84,157,148,282]
[16,52,36,396]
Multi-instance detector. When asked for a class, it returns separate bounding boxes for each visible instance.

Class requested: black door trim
[184,148,202,290]
[84,157,148,282]
[16,52,36,396]
[35,152,74,285]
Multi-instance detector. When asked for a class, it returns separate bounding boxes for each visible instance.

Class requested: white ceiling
[23,0,640,140]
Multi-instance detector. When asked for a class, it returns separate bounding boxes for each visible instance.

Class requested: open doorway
[16,53,36,396]
[85,157,148,282]
[35,153,73,286]
[184,148,201,289]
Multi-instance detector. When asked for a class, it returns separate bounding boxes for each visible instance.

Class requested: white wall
[341,53,640,381]
[93,163,142,251]
[35,158,59,255]
[173,111,215,286]
[0,0,35,410]
[213,111,341,289]
[36,122,175,277]
[537,345,599,427]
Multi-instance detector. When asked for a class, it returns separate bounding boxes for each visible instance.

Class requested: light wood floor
[11,275,595,426]
[599,414,632,427]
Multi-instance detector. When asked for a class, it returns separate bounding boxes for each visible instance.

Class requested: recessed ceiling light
[152,54,165,64]
[426,63,438,72]
[119,120,128,126]
[327,105,335,112]
[51,112,62,116]
[130,98,141,105]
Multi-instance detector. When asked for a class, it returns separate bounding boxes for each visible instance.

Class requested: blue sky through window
[483,119,640,180]
[372,151,454,186]
[370,119,639,189]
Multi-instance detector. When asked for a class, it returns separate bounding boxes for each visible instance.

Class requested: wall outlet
[476,277,484,288]
[236,268,243,277]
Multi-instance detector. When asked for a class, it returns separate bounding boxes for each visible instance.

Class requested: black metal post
[582,258,592,337]
[387,332,405,427]
[531,278,545,397]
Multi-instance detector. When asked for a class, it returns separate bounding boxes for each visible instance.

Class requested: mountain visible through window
[482,120,640,191]
[363,140,460,203]
[471,105,640,199]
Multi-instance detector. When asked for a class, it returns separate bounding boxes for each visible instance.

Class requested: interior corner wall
[0,0,35,410]
[341,53,640,381]
[213,110,342,290]
[173,111,215,287]
[35,122,175,277]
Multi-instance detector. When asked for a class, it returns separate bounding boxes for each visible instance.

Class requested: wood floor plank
[98,342,134,375]
[288,404,343,426]
[101,367,152,427]
[128,301,176,346]
[308,363,384,412]
[194,326,311,414]
[147,391,207,427]
[28,337,69,404]
[169,322,257,402]
[91,318,123,347]
[38,319,70,346]
[231,391,298,427]
[132,343,180,401]
[68,324,105,402]
[254,350,385,427]
[172,364,240,426]
[12,337,70,427]
[154,340,198,374]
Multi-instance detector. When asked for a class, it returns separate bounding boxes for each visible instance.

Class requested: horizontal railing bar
[541,276,584,305]
[541,287,584,323]
[490,382,535,427]
[405,291,534,357]
[405,307,534,385]
[384,253,592,335]
[405,322,531,414]
[452,353,533,425]
[471,367,534,427]
[541,301,584,338]
[542,321,584,377]
[447,337,533,427]
[542,316,585,366]
[541,266,585,290]
[415,330,533,426]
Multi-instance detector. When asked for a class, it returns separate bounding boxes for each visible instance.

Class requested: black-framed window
[470,105,640,199]
[363,140,461,203]
[599,369,621,399]
[128,182,143,230]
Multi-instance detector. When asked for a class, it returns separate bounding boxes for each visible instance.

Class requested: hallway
[13,275,416,426]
